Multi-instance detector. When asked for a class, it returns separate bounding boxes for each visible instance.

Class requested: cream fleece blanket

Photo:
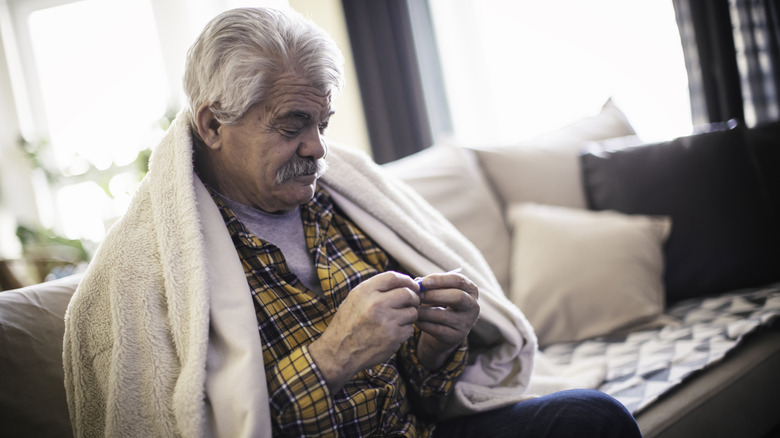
[63,112,547,437]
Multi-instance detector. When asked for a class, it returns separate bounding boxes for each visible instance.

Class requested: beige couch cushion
[506,203,669,346]
[474,99,636,209]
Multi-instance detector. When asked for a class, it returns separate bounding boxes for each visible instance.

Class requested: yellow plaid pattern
[211,186,467,437]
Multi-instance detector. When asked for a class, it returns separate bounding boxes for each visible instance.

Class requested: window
[426,0,692,145]
[26,0,171,241]
[2,0,341,247]
[1,0,294,279]
[1,0,172,245]
[29,0,168,174]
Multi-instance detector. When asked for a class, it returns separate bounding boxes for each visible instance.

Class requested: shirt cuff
[267,344,337,435]
[399,328,469,398]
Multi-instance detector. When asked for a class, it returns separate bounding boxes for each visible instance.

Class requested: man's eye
[318,121,329,134]
[281,128,300,136]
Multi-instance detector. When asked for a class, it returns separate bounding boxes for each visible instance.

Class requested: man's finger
[420,288,478,312]
[419,273,478,299]
[371,271,420,293]
[384,287,421,309]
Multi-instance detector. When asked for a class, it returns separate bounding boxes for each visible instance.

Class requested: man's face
[209,75,333,213]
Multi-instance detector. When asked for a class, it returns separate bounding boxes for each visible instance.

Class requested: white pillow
[382,145,511,291]
[506,203,670,346]
[474,99,637,209]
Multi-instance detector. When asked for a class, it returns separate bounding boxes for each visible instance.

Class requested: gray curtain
[341,0,450,163]
[673,0,780,127]
[341,0,430,164]
[673,0,744,126]
[730,0,780,126]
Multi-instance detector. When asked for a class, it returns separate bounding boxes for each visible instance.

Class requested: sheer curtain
[411,1,692,146]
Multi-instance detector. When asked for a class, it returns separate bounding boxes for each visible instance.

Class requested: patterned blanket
[541,283,780,414]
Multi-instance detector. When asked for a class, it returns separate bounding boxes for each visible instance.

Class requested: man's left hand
[414,272,479,370]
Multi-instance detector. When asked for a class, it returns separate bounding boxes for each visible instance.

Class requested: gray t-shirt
[216,194,322,295]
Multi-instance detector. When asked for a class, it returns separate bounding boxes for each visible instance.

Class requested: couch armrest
[0,274,82,438]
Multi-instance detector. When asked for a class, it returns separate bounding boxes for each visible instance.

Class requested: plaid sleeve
[398,328,468,399]
[267,344,338,437]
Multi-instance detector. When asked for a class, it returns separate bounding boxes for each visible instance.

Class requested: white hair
[183,7,345,131]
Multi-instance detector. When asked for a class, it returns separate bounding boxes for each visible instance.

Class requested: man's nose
[298,127,327,160]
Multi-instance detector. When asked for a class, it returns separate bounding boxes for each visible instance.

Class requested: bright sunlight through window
[28,0,169,241]
[428,0,692,145]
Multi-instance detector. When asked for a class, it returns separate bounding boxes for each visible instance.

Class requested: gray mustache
[276,156,328,184]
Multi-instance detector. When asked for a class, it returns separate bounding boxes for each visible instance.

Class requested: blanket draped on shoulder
[63,112,539,438]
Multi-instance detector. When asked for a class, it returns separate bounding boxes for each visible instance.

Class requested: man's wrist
[399,329,469,400]
[416,333,459,371]
[309,337,354,393]
[267,345,337,433]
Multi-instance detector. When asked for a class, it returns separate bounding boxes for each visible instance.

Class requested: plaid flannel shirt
[211,186,468,437]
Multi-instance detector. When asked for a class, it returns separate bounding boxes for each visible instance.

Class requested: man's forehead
[265,86,334,121]
[272,107,335,123]
[270,100,334,122]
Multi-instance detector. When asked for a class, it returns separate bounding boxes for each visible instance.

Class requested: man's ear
[195,103,222,150]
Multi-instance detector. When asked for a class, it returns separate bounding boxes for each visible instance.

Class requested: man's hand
[415,272,479,370]
[309,271,420,393]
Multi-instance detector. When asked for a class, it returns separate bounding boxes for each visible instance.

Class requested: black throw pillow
[746,120,780,220]
[581,125,780,303]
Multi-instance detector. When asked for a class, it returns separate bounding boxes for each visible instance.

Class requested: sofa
[383,100,780,438]
[1,100,779,437]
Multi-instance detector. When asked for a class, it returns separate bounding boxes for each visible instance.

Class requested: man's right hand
[308,271,421,393]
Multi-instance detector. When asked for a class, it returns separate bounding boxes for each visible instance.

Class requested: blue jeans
[433,389,642,438]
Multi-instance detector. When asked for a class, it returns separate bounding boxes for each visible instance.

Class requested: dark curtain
[674,0,780,127]
[673,0,744,126]
[731,0,780,125]
[341,0,435,164]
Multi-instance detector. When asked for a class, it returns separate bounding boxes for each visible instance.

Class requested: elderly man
[63,7,641,438]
